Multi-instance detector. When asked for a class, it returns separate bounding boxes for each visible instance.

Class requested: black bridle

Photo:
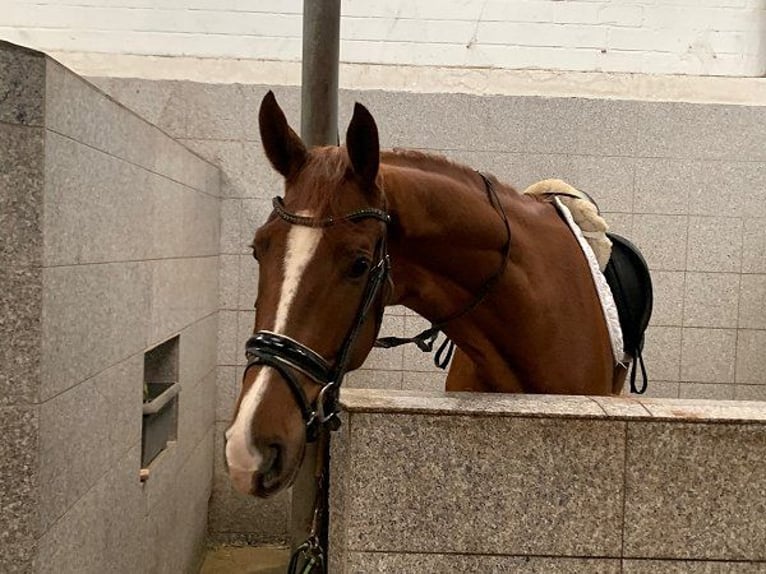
[243,172,509,444]
[243,196,391,443]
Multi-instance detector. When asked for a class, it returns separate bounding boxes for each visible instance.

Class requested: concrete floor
[200,546,290,574]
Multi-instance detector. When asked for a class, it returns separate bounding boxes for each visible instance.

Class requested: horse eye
[348,256,371,279]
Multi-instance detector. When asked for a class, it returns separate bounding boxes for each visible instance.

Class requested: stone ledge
[339,388,766,423]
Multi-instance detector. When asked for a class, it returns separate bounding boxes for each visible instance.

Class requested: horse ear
[259,90,307,178]
[346,103,380,190]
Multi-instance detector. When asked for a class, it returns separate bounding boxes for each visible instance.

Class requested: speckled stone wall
[0,41,220,573]
[88,75,766,545]
[330,389,766,573]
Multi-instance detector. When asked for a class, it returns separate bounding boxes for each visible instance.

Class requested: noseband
[243,196,391,443]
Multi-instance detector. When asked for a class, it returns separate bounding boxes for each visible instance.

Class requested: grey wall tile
[46,63,219,196]
[142,441,181,511]
[688,161,764,219]
[216,366,239,423]
[627,380,679,399]
[735,385,766,401]
[742,219,766,274]
[402,371,448,392]
[180,139,243,194]
[631,215,688,271]
[0,42,45,126]
[347,553,621,573]
[347,91,483,150]
[567,155,634,213]
[208,422,290,543]
[343,413,625,556]
[634,158,691,215]
[635,159,761,219]
[176,369,216,462]
[736,329,766,384]
[681,328,737,383]
[479,95,638,156]
[219,254,240,310]
[636,101,766,162]
[240,198,274,254]
[678,382,735,400]
[41,262,151,400]
[173,428,214,574]
[151,131,221,198]
[182,186,221,257]
[624,421,766,560]
[0,123,44,269]
[236,311,256,367]
[37,471,107,574]
[643,327,682,382]
[39,373,112,531]
[240,140,284,199]
[739,274,766,329]
[179,313,218,388]
[0,265,42,406]
[0,405,39,574]
[687,217,742,273]
[345,369,403,390]
[88,76,174,126]
[43,131,153,265]
[46,60,156,171]
[160,81,251,140]
[218,311,238,367]
[238,254,258,311]
[604,212,633,237]
[149,256,218,344]
[650,271,684,326]
[623,559,766,573]
[220,199,242,255]
[683,272,739,328]
[102,445,146,574]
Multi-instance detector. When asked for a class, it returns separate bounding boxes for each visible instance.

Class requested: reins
[374,171,512,368]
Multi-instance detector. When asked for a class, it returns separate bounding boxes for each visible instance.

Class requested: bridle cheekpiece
[244,196,391,443]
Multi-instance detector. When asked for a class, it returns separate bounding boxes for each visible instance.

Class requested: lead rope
[374,171,511,370]
[287,432,330,574]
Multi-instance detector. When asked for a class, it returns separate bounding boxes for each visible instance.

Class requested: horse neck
[380,160,526,323]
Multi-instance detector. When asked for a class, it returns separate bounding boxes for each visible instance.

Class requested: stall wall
[0,41,220,573]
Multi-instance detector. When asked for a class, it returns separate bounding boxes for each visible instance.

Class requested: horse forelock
[287,146,358,216]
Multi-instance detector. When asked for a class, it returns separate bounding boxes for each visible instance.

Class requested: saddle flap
[603,233,653,355]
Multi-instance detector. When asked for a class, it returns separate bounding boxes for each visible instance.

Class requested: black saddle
[602,233,653,393]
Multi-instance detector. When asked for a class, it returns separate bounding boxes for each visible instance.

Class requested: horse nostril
[258,442,283,481]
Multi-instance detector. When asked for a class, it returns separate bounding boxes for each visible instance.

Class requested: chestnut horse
[225,92,626,497]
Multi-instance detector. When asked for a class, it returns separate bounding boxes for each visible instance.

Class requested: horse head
[224,92,390,497]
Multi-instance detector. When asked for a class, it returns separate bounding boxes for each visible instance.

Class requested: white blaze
[225,217,322,481]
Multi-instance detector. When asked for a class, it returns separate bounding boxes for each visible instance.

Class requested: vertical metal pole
[300,0,340,146]
[291,0,341,553]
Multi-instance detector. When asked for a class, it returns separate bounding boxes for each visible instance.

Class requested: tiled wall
[0,42,220,573]
[330,390,766,572]
[90,77,766,544]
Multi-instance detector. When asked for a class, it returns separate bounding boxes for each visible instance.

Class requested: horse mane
[381,148,479,182]
[291,146,519,217]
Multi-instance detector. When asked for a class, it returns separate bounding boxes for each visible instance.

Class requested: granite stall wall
[0,41,220,573]
[88,77,766,544]
[330,390,766,573]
